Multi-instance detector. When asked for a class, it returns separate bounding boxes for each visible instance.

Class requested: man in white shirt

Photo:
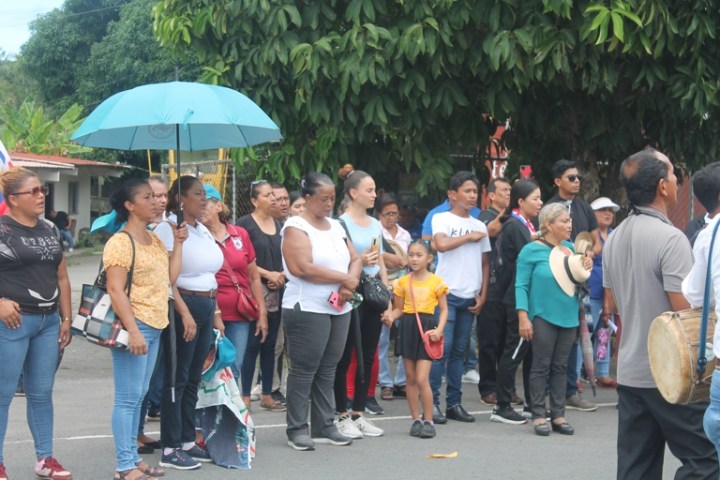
[430,171,491,424]
[682,161,720,462]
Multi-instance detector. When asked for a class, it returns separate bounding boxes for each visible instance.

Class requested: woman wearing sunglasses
[0,168,73,480]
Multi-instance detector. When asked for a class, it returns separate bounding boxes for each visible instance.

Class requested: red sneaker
[35,457,72,480]
[0,462,8,480]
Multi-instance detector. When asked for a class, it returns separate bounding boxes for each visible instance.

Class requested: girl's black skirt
[397,312,437,361]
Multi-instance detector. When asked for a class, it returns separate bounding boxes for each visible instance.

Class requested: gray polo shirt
[603,206,692,388]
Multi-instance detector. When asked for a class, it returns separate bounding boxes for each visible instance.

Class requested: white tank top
[281,216,352,314]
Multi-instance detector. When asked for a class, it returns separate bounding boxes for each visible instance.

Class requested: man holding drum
[682,161,720,460]
[603,149,718,480]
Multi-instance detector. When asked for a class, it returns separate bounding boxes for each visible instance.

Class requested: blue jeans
[138,342,165,436]
[430,294,476,408]
[0,311,60,462]
[378,324,406,388]
[111,322,161,471]
[463,318,479,372]
[241,311,281,396]
[224,321,251,384]
[705,370,720,460]
[60,229,74,250]
[160,295,215,448]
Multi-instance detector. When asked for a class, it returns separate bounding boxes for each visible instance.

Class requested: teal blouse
[515,240,580,328]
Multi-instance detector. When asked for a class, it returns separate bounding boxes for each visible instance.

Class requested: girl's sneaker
[409,420,423,437]
[34,457,72,480]
[419,422,436,438]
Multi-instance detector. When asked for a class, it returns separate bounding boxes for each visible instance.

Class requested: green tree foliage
[20,0,132,112]
[0,51,38,109]
[0,100,91,156]
[131,1,720,193]
[77,0,203,109]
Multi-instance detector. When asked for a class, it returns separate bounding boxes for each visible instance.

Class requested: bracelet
[62,317,72,323]
[214,309,222,315]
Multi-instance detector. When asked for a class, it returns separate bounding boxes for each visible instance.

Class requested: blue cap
[203,184,222,202]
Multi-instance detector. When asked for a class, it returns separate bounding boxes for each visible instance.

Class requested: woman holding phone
[333,164,392,439]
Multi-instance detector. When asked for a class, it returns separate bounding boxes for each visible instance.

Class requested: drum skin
[648,308,716,404]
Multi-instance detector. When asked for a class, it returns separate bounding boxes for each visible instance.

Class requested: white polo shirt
[154,214,223,291]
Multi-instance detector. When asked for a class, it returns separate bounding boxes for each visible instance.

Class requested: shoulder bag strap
[221,253,241,288]
[697,220,720,379]
[118,231,136,297]
[409,274,426,337]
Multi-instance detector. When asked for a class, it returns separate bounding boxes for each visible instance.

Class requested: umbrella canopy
[71,81,282,151]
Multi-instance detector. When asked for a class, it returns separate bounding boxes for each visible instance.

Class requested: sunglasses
[566,174,583,182]
[251,179,268,186]
[10,185,49,197]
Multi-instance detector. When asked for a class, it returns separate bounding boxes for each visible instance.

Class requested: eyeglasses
[566,174,583,182]
[381,211,399,218]
[9,186,49,197]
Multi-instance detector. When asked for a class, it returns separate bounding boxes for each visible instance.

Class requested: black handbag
[360,273,392,310]
[71,231,135,349]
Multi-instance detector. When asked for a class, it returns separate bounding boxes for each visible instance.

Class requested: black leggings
[334,302,385,413]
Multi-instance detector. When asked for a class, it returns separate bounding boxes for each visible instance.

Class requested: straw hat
[574,231,595,256]
[548,244,591,297]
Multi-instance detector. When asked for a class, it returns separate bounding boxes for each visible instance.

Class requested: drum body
[648,308,716,404]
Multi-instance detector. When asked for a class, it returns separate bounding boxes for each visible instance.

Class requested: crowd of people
[1,148,720,479]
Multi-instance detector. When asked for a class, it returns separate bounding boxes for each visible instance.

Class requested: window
[68,181,79,215]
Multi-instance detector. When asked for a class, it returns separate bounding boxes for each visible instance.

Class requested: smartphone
[371,236,380,253]
[327,291,343,311]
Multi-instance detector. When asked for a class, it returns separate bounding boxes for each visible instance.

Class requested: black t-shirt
[0,216,63,313]
[51,211,70,230]
[236,215,283,274]
[545,195,597,240]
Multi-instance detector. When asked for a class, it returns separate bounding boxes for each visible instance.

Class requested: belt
[177,288,216,298]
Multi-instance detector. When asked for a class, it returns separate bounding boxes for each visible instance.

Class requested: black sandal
[136,462,165,477]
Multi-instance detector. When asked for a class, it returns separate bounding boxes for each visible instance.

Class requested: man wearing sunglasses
[545,159,599,413]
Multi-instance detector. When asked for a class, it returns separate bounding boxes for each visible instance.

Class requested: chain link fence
[161,159,257,223]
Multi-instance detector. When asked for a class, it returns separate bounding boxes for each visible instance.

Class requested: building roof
[9,152,126,169]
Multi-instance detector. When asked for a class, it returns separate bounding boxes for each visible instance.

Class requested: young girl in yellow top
[390,240,448,438]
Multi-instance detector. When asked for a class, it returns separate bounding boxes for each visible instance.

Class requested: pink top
[215,223,257,321]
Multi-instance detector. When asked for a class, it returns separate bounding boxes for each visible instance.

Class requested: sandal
[260,400,287,412]
[114,467,158,480]
[381,387,394,401]
[136,462,165,477]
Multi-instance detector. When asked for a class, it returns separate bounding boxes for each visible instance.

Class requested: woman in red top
[202,185,267,396]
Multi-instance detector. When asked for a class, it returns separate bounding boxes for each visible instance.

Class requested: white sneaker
[461,370,480,384]
[336,415,363,439]
[353,415,384,437]
[250,384,261,401]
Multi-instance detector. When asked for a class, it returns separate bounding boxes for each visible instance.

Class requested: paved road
[3,252,682,479]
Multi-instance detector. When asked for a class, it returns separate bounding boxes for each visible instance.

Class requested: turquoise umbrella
[71,80,282,223]
[71,81,281,151]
